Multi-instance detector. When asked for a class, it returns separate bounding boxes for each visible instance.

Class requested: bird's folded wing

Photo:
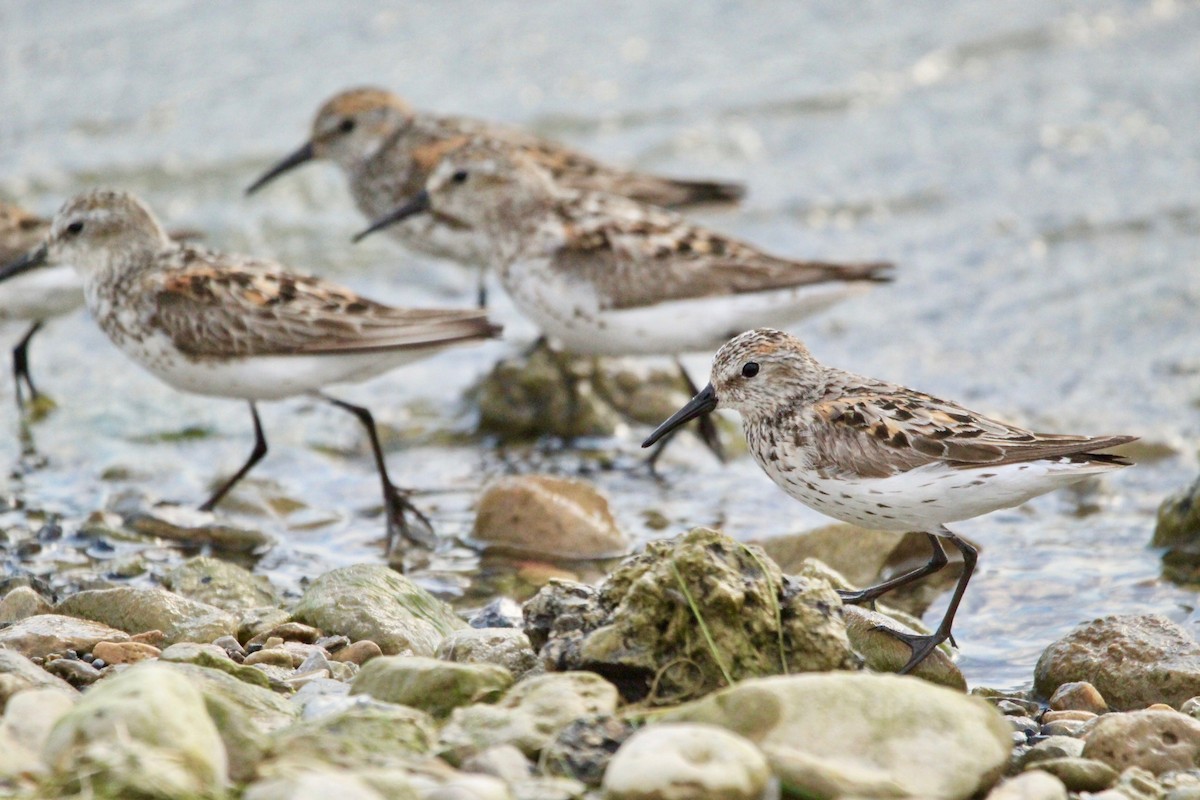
[558,198,892,310]
[809,379,1135,479]
[151,254,496,358]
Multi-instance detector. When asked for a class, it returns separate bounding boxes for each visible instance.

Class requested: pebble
[0,586,52,623]
[994,698,1043,717]
[461,744,533,783]
[1041,709,1097,723]
[1008,716,1040,738]
[1182,697,1200,719]
[1049,681,1108,714]
[469,598,524,629]
[1040,719,1090,737]
[261,622,321,644]
[1018,736,1087,769]
[131,630,166,646]
[330,640,382,665]
[243,648,294,668]
[212,635,246,660]
[1025,757,1118,792]
[43,657,103,687]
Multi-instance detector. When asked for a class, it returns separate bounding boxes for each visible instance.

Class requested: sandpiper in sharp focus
[643,328,1136,673]
[355,142,892,465]
[0,202,82,411]
[245,87,747,307]
[0,189,501,553]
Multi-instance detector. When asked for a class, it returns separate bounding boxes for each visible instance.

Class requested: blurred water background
[0,0,1198,689]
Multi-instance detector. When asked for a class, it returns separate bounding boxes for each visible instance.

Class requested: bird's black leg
[873,527,978,674]
[476,272,488,309]
[12,321,44,410]
[325,395,433,555]
[199,402,267,512]
[837,532,948,605]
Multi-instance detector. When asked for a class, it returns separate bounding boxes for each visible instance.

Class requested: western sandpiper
[0,202,82,410]
[0,190,500,552]
[643,328,1135,672]
[356,143,891,463]
[245,87,746,306]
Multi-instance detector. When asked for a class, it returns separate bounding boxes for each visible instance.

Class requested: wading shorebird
[355,143,891,465]
[0,202,81,411]
[0,190,500,553]
[245,87,746,307]
[643,328,1136,672]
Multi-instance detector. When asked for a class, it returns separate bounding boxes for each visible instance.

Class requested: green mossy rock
[56,587,236,646]
[291,564,464,656]
[164,556,280,612]
[351,655,512,717]
[42,663,228,798]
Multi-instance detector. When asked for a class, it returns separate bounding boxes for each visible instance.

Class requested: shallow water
[1,0,1198,690]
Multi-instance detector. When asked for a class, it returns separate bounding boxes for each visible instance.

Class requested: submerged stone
[164,555,281,612]
[291,564,465,656]
[524,528,857,703]
[472,475,631,560]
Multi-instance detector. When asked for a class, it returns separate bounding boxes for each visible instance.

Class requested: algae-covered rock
[160,641,272,688]
[661,673,1011,800]
[291,564,465,656]
[524,528,856,703]
[472,475,631,560]
[843,605,965,690]
[56,586,237,645]
[475,346,623,440]
[1035,614,1200,710]
[0,586,52,623]
[1155,476,1200,547]
[0,649,75,711]
[0,613,130,659]
[601,722,770,800]
[263,703,435,772]
[440,672,619,762]
[350,655,513,717]
[1023,757,1117,792]
[42,663,228,797]
[125,506,273,552]
[164,555,280,612]
[438,628,539,679]
[157,660,298,782]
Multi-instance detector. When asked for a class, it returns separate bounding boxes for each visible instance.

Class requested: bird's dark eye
[338,118,356,133]
[451,169,469,184]
[65,221,84,236]
[741,362,760,378]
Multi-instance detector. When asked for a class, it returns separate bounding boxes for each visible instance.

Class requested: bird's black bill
[353,190,431,243]
[642,382,718,448]
[245,141,316,195]
[0,244,49,283]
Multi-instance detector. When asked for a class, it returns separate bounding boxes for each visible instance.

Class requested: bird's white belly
[110,331,434,402]
[758,456,1115,532]
[502,259,871,356]
[0,265,84,321]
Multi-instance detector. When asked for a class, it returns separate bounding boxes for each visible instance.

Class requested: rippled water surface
[1,1,1198,689]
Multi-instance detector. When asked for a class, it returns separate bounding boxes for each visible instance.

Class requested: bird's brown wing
[149,248,498,358]
[554,195,891,310]
[808,377,1135,479]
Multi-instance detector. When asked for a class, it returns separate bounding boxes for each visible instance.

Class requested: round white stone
[602,722,770,800]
